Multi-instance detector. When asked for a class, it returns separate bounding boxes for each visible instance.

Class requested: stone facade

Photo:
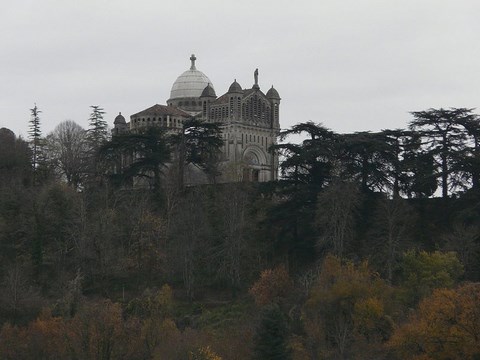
[112,54,281,183]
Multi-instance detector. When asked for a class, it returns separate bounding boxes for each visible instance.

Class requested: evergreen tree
[273,121,337,190]
[100,126,171,193]
[409,108,472,198]
[86,105,108,185]
[457,114,480,192]
[29,104,42,185]
[0,128,32,187]
[268,122,338,266]
[253,304,291,360]
[338,131,392,193]
[170,118,223,188]
[87,105,108,148]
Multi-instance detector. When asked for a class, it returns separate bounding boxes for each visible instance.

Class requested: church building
[112,54,281,183]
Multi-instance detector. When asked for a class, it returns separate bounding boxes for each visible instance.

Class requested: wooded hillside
[0,107,479,359]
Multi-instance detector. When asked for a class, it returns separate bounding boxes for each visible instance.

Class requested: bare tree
[215,184,251,297]
[442,222,480,279]
[368,197,414,282]
[0,264,42,323]
[168,188,211,300]
[45,120,88,189]
[316,181,361,257]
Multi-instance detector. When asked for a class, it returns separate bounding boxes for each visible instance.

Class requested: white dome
[169,54,214,100]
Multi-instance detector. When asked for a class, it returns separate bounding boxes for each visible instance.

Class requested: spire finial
[190,54,197,70]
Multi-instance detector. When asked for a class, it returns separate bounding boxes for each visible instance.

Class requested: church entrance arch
[242,146,266,182]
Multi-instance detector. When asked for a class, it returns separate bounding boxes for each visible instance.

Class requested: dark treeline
[275,108,480,199]
[0,107,479,359]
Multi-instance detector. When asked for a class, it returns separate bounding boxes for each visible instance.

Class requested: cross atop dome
[190,54,197,70]
[169,54,213,100]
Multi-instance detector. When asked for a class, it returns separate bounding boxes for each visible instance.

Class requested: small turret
[200,84,216,119]
[114,112,126,125]
[266,86,280,129]
[200,83,216,98]
[112,112,128,135]
[266,86,280,100]
[228,79,243,93]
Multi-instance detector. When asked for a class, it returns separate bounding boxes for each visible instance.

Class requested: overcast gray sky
[1,0,479,139]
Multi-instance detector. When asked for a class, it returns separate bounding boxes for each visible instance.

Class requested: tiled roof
[242,89,255,97]
[212,94,229,105]
[213,86,272,106]
[131,104,191,118]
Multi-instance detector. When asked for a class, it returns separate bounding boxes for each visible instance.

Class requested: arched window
[244,151,259,165]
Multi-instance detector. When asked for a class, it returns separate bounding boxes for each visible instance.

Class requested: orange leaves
[303,255,393,358]
[353,297,385,337]
[0,309,67,359]
[67,300,125,359]
[189,346,223,360]
[308,255,387,308]
[389,283,480,360]
[249,265,293,306]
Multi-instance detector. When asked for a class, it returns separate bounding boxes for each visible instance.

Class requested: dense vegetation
[0,107,479,359]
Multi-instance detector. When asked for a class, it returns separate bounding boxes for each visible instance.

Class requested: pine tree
[87,105,108,147]
[85,105,108,186]
[29,103,42,185]
[253,304,291,360]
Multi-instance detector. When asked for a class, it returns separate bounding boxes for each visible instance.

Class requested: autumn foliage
[303,255,394,359]
[249,265,293,306]
[389,283,480,360]
[4,117,480,359]
[190,346,223,360]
